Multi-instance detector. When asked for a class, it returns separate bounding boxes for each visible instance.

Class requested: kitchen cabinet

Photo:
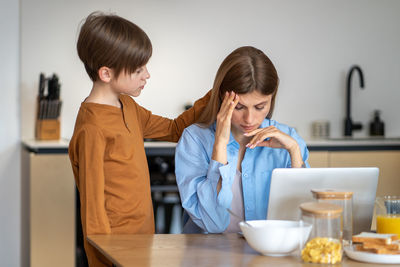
[308,151,329,167]
[329,151,400,197]
[308,141,400,197]
[22,140,75,267]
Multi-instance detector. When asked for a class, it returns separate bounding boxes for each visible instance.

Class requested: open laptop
[267,167,379,235]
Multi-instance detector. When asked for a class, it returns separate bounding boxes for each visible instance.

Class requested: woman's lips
[241,125,256,131]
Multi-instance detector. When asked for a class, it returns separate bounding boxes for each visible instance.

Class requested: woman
[175,46,309,234]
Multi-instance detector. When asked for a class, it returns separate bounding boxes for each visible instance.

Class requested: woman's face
[231,90,272,135]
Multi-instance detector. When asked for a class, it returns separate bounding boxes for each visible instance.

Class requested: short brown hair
[77,11,152,82]
[197,46,279,127]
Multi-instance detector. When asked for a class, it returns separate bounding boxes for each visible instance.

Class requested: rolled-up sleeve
[290,127,310,168]
[175,128,234,233]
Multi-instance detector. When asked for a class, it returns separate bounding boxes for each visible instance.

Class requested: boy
[69,12,209,266]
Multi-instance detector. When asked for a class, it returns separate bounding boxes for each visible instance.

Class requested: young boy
[68,12,209,266]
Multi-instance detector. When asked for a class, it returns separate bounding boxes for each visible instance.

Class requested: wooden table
[87,234,388,267]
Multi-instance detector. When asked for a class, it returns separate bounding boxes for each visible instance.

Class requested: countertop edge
[22,140,400,154]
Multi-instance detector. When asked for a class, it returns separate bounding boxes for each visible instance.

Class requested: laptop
[267,167,379,235]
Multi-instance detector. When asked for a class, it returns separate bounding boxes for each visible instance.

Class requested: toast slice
[362,241,400,251]
[352,232,399,245]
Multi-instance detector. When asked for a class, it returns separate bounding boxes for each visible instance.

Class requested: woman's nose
[243,110,253,124]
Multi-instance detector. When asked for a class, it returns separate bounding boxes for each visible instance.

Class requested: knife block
[35,119,60,140]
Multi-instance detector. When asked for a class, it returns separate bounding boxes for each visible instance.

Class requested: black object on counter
[37,73,62,120]
[369,110,385,136]
[344,65,364,136]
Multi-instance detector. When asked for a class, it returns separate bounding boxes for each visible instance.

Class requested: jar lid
[311,189,353,200]
[299,202,343,218]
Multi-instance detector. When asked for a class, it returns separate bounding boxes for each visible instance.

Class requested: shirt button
[243,173,248,178]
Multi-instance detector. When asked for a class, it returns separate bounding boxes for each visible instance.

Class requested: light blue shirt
[175,118,310,233]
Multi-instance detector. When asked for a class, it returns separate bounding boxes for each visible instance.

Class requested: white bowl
[239,220,312,256]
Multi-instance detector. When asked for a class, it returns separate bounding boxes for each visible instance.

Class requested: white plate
[344,246,400,264]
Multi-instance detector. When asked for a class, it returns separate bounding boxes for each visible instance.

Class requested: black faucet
[344,65,364,136]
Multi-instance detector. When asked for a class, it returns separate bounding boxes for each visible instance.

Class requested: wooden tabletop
[87,234,389,267]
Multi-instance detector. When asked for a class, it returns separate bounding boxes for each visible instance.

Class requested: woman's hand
[212,91,239,165]
[244,126,304,167]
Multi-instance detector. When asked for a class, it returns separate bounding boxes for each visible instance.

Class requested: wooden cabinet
[22,147,75,267]
[308,151,329,167]
[308,151,400,197]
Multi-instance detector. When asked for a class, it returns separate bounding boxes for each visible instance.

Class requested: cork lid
[299,202,343,218]
[311,189,354,200]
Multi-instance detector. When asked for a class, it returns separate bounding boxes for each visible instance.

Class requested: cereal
[301,237,342,264]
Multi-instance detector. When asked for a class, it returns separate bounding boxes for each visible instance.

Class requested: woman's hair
[77,11,152,82]
[197,46,279,127]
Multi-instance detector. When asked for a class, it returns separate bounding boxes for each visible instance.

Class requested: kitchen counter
[87,233,391,267]
[306,137,400,151]
[21,139,76,267]
[23,138,70,153]
[22,138,400,154]
[144,138,400,153]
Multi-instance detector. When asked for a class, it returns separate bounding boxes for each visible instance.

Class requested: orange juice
[376,215,400,238]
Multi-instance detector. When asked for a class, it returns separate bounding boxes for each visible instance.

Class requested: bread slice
[355,243,400,254]
[354,244,375,253]
[352,232,399,245]
[362,241,400,251]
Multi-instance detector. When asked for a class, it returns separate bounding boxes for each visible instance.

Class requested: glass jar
[375,195,400,238]
[300,202,343,264]
[311,189,353,246]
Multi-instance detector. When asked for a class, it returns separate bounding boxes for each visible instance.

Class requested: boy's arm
[71,126,112,237]
[138,90,211,142]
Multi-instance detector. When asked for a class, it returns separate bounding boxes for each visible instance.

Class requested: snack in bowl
[239,220,312,256]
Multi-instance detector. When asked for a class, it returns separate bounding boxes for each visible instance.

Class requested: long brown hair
[197,46,279,127]
[77,11,152,82]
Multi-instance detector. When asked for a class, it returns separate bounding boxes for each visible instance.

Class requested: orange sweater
[69,93,209,266]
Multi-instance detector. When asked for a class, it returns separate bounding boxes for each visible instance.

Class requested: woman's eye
[235,106,244,110]
[255,106,265,110]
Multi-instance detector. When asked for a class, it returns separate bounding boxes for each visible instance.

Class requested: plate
[344,246,400,264]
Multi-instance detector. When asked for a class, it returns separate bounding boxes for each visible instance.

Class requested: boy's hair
[77,11,152,82]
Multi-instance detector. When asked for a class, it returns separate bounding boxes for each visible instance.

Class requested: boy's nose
[144,67,150,79]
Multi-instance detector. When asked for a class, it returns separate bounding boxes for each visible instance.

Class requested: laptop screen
[267,167,379,235]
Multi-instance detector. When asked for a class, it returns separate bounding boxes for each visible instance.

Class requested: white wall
[0,0,20,266]
[20,0,400,141]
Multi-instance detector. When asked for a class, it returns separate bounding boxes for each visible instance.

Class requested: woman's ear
[98,66,113,83]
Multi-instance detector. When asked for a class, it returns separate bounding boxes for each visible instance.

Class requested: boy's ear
[98,66,113,83]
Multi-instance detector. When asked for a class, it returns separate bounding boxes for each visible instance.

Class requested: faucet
[344,65,364,136]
